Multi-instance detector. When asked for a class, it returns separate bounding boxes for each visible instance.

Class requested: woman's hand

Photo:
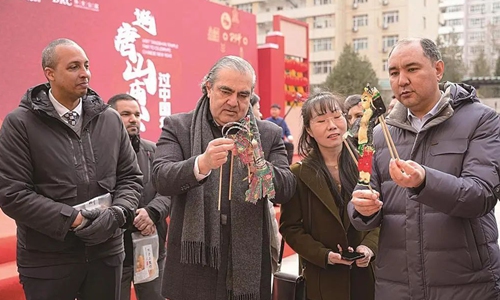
[355,245,374,268]
[328,244,354,266]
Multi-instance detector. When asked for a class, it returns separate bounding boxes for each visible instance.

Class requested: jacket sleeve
[359,227,380,258]
[279,184,331,269]
[153,115,202,197]
[266,126,296,205]
[282,120,292,137]
[111,121,143,221]
[348,202,383,231]
[143,143,171,221]
[145,193,171,222]
[408,110,500,218]
[0,113,77,241]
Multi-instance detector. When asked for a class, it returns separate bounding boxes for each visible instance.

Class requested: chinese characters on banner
[207,8,249,58]
[114,8,174,132]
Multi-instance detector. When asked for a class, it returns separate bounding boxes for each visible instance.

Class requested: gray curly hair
[200,55,256,95]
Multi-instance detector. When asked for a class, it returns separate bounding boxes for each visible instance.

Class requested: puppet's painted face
[360,93,372,110]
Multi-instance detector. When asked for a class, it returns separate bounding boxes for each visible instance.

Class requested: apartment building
[439,0,500,75]
[211,0,439,90]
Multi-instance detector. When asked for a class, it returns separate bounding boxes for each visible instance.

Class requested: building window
[493,2,500,13]
[493,16,500,25]
[382,59,388,72]
[312,61,333,74]
[235,3,252,13]
[442,32,463,42]
[445,18,462,26]
[446,5,463,13]
[314,0,332,5]
[469,31,485,42]
[469,45,483,55]
[312,38,333,52]
[383,11,399,25]
[353,14,369,27]
[353,38,368,51]
[313,15,334,29]
[469,4,485,14]
[354,0,368,3]
[382,35,398,50]
[469,18,485,28]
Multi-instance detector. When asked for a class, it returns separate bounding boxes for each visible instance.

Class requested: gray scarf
[181,95,264,299]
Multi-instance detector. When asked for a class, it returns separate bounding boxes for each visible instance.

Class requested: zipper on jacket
[85,245,89,263]
[78,110,106,184]
[85,129,96,163]
[78,139,90,184]
[74,110,106,185]
[411,130,429,299]
[420,137,428,300]
[66,134,78,166]
[418,204,428,299]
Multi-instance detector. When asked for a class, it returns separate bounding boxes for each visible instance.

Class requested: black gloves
[75,206,126,246]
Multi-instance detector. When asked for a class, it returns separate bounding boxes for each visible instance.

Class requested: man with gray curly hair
[153,55,296,300]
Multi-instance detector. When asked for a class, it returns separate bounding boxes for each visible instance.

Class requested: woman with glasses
[279,92,379,300]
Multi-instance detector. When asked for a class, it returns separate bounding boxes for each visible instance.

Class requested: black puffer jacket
[0,83,143,268]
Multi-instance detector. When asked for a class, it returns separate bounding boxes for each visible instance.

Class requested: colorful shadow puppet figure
[356,85,386,186]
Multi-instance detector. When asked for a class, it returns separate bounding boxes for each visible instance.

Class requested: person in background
[343,94,364,148]
[250,93,263,120]
[108,94,171,300]
[152,55,296,300]
[280,91,378,300]
[0,38,142,300]
[266,103,294,164]
[386,95,399,115]
[344,94,363,126]
[250,93,280,272]
[349,37,500,299]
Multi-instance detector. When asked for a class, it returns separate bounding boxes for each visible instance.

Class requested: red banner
[0,0,257,141]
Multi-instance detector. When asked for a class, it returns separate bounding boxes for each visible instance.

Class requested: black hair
[344,94,362,113]
[389,37,442,63]
[107,93,138,108]
[250,94,260,107]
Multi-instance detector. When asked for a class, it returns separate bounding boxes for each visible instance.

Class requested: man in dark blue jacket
[265,103,294,164]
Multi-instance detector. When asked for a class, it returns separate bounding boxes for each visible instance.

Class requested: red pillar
[257,32,285,119]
